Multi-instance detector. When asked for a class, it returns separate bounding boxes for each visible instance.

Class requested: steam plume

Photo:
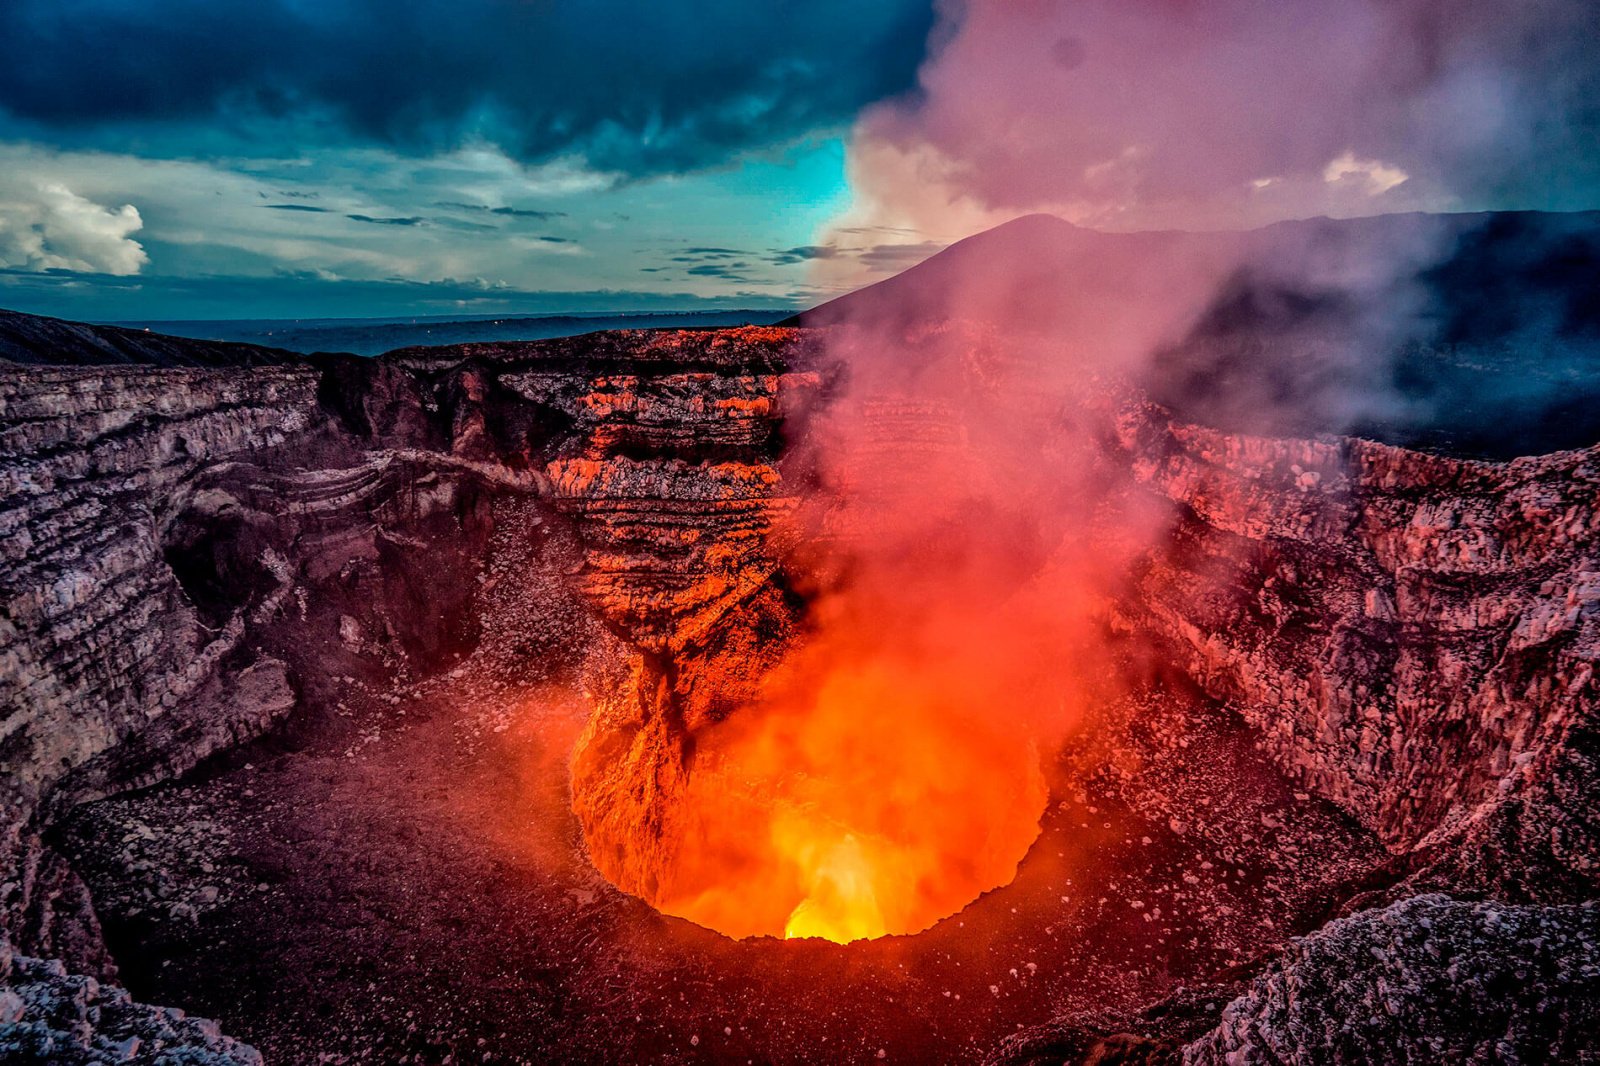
[684,0,1600,939]
[635,0,1600,941]
[830,0,1600,243]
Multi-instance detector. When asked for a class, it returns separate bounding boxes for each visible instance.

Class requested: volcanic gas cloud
[568,0,1600,947]
[567,319,1173,942]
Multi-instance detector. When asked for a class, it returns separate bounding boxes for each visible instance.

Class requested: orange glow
[570,370,1140,945]
[639,595,1056,943]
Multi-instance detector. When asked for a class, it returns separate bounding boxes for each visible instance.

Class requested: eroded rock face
[2,366,321,816]
[3,313,1598,1061]
[534,330,822,909]
[1,347,552,966]
[2,363,327,971]
[1113,404,1600,895]
[499,330,820,657]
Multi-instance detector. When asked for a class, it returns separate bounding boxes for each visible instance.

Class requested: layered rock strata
[536,331,825,904]
[1114,403,1600,896]
[3,312,1598,1062]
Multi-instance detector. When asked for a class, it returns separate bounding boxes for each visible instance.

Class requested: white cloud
[0,139,816,305]
[0,180,148,275]
[1322,151,1410,195]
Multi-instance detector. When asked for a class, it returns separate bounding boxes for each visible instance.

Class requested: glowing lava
[643,647,1050,944]
[780,832,885,941]
[568,382,1107,945]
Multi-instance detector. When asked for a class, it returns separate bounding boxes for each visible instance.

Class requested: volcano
[2,210,1599,1065]
[792,209,1600,455]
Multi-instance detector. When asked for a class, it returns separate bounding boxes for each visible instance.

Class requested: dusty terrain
[59,653,1382,1064]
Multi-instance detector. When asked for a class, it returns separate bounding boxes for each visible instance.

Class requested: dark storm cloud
[686,263,750,280]
[768,244,842,265]
[855,241,946,272]
[430,218,498,233]
[836,226,919,236]
[434,203,567,221]
[667,247,753,266]
[666,242,864,270]
[347,214,426,226]
[0,0,936,176]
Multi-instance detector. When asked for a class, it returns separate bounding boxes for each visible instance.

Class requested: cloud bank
[0,0,935,178]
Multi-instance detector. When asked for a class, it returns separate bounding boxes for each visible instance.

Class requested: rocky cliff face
[0,325,823,967]
[3,312,1597,1062]
[520,329,824,908]
[1114,404,1600,898]
[3,363,324,970]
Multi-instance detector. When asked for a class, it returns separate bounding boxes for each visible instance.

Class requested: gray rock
[0,935,260,1065]
[1184,895,1600,1064]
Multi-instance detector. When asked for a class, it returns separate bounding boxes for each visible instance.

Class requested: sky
[1,0,1596,321]
[0,0,935,320]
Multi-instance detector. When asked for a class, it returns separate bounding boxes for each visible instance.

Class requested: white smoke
[820,0,1600,275]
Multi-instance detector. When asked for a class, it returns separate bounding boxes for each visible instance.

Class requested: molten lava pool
[643,669,1050,943]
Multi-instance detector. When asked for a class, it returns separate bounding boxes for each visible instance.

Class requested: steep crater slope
[0,307,305,368]
[1,312,1596,1062]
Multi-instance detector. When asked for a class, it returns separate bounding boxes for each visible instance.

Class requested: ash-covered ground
[48,500,1385,1065]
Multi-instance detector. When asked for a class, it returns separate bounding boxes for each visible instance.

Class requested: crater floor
[59,660,1385,1065]
[5,309,1597,1064]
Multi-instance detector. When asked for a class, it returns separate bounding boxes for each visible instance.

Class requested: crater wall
[3,316,1597,1061]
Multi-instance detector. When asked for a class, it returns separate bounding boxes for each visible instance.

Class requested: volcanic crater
[3,221,1599,1066]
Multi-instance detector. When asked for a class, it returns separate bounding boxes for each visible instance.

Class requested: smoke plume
[832,0,1600,241]
[664,0,1600,940]
[626,0,1600,941]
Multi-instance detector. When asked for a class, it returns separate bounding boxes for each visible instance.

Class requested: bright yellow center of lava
[780,831,887,941]
[648,654,1050,943]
